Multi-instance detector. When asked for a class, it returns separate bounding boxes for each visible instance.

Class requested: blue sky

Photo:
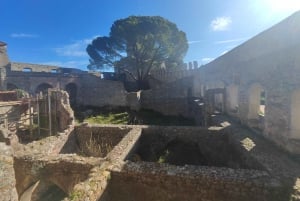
[1,0,300,70]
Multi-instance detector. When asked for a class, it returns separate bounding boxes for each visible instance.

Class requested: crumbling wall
[10,62,60,73]
[199,11,300,154]
[74,126,131,157]
[105,162,283,201]
[140,77,193,117]
[79,74,127,108]
[50,90,74,132]
[14,154,99,198]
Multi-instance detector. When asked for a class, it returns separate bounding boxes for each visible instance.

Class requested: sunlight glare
[265,0,300,13]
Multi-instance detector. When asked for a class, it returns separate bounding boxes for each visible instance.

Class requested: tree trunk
[137,79,150,90]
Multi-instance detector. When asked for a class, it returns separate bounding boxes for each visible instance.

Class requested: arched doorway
[20,180,67,201]
[65,83,77,107]
[7,83,18,90]
[35,83,53,94]
[290,90,300,139]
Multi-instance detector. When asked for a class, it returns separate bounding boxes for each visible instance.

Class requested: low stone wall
[79,75,127,108]
[74,126,131,157]
[105,162,282,201]
[140,77,193,117]
[7,123,300,201]
[14,154,100,197]
[64,125,142,201]
[100,125,297,201]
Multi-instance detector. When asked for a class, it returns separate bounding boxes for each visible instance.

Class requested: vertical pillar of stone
[188,62,193,70]
[183,63,188,70]
[0,41,9,90]
[193,61,198,69]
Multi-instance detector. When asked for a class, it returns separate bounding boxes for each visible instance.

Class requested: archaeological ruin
[0,11,300,201]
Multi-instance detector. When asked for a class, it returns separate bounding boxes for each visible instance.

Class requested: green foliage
[132,109,195,126]
[78,109,194,126]
[87,16,188,90]
[69,190,84,200]
[158,149,170,163]
[13,89,28,99]
[84,112,129,124]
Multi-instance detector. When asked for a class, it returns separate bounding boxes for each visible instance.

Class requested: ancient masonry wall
[79,74,127,108]
[10,124,300,201]
[98,126,291,201]
[50,90,74,132]
[107,162,281,201]
[4,64,128,108]
[10,62,60,73]
[199,11,300,154]
[140,77,194,117]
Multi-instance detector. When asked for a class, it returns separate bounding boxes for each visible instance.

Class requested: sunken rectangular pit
[60,125,131,157]
[129,126,263,170]
[104,126,281,201]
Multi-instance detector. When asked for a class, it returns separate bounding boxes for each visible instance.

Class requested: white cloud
[41,60,88,68]
[201,57,214,64]
[10,33,38,38]
[55,39,90,57]
[188,40,203,45]
[210,17,232,31]
[214,37,249,44]
[54,37,98,57]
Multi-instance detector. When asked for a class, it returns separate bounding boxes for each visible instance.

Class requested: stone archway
[7,83,18,90]
[20,180,67,201]
[65,83,77,107]
[35,83,53,94]
[290,89,300,139]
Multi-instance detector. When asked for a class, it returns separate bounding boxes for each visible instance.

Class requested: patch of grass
[131,109,195,126]
[79,134,113,157]
[84,112,129,124]
[75,107,195,126]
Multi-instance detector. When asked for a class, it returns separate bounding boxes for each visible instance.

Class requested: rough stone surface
[199,11,300,154]
[0,143,18,201]
[141,77,193,117]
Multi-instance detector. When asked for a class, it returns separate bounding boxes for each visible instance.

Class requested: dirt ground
[0,142,18,201]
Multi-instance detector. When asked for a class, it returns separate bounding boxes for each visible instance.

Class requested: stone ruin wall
[4,118,300,201]
[79,74,127,108]
[98,126,292,201]
[50,90,74,132]
[0,41,198,117]
[149,61,200,84]
[10,62,60,73]
[199,12,300,154]
[107,162,280,201]
[3,63,128,108]
[140,77,193,117]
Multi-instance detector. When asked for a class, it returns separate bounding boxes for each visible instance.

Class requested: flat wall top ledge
[120,161,274,184]
[0,41,7,46]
